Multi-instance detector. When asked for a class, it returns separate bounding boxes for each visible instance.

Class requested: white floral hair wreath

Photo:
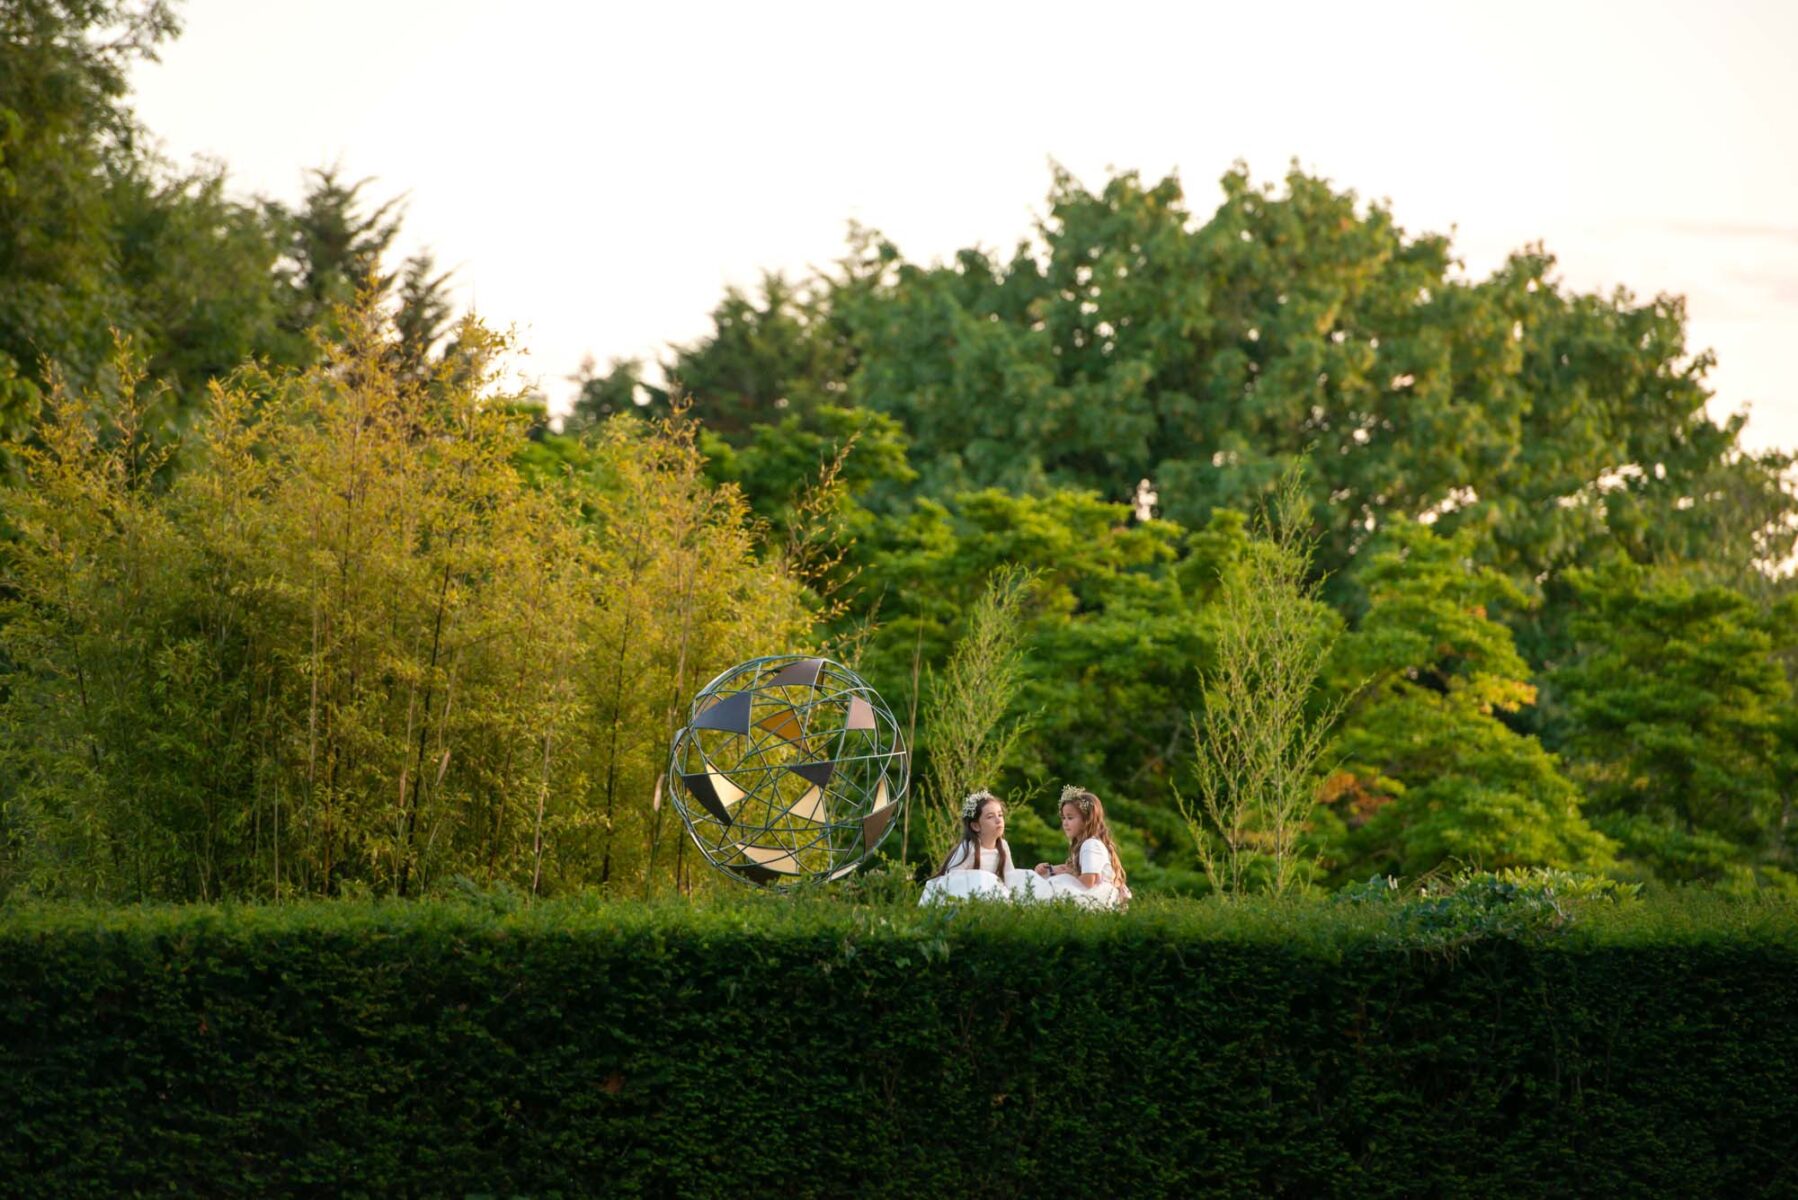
[960,790,998,822]
[1060,784,1090,808]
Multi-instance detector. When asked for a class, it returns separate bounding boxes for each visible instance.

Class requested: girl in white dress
[920,791,1039,904]
[1034,785,1129,909]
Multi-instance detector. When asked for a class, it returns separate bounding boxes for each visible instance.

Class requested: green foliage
[6,2,1797,901]
[0,0,181,435]
[580,270,858,438]
[701,403,915,528]
[1337,867,1640,956]
[565,353,649,428]
[105,161,301,406]
[0,299,812,901]
[919,565,1034,861]
[659,165,1798,607]
[569,409,815,893]
[0,5,459,460]
[1551,560,1795,889]
[700,403,914,646]
[266,166,403,340]
[849,488,1230,876]
[642,161,1798,894]
[4,895,1797,1195]
[1323,521,1615,879]
[1183,468,1346,896]
[390,250,457,386]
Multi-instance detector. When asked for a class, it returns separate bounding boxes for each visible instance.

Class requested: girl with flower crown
[920,791,1039,904]
[1034,785,1129,909]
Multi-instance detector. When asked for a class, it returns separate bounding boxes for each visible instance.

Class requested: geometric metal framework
[667,655,909,888]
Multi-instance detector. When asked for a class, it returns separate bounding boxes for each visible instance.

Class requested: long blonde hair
[1059,786,1125,891]
[937,791,1009,879]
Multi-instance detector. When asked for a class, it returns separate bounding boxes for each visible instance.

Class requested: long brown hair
[936,791,1009,879]
[1059,786,1125,892]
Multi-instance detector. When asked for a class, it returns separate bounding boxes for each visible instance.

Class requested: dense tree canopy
[600,160,1798,892]
[1,0,182,433]
[0,301,811,900]
[0,2,457,457]
[609,167,1798,608]
[1550,563,1797,888]
[1322,521,1615,880]
[3,2,1795,899]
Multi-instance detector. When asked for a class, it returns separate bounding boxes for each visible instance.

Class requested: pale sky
[131,0,1798,453]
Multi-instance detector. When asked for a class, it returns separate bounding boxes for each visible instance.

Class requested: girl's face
[971,800,1005,845]
[1060,803,1086,842]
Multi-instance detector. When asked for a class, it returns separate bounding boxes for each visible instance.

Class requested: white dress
[1046,838,1124,909]
[920,841,1041,904]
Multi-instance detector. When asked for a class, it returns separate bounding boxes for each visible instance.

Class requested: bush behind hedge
[4,895,1797,1197]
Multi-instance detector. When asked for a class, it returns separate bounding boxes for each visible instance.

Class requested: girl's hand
[1034,863,1051,878]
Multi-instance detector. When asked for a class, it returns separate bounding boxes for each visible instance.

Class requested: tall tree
[0,0,180,433]
[566,355,650,431]
[1322,521,1614,879]
[579,236,895,442]
[1182,471,1346,897]
[1,5,460,450]
[642,165,1798,620]
[843,487,1237,885]
[109,160,300,396]
[1549,562,1794,888]
[390,250,456,386]
[268,166,404,339]
[0,297,812,901]
[667,272,851,436]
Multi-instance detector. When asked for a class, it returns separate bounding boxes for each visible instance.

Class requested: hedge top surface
[5,890,1797,955]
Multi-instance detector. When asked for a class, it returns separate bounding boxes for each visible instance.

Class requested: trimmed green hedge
[3,896,1797,1197]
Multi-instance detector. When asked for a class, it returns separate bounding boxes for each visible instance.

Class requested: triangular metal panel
[741,844,805,874]
[757,708,806,746]
[788,760,836,789]
[680,772,734,827]
[789,786,827,824]
[844,696,877,731]
[692,691,751,735]
[710,771,746,808]
[861,800,898,851]
[764,658,825,690]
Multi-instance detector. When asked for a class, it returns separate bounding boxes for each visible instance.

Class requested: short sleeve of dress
[943,841,971,873]
[1078,838,1111,879]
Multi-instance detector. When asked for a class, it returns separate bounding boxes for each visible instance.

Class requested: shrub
[3,895,1795,1196]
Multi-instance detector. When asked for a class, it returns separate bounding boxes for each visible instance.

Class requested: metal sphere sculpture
[668,655,909,887]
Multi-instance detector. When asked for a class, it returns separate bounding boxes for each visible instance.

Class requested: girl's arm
[1073,839,1106,886]
[1033,862,1101,884]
